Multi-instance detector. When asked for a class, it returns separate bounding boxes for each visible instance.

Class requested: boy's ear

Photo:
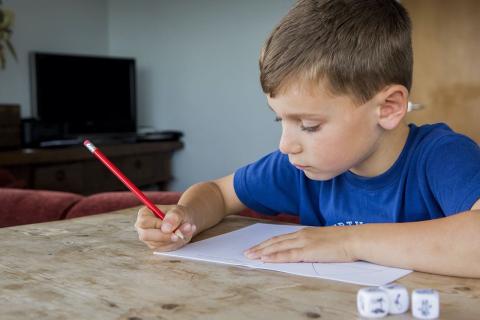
[375,85,409,130]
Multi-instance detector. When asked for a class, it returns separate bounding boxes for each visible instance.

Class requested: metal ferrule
[84,141,97,153]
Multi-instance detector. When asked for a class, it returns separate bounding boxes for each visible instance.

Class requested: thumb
[160,206,186,233]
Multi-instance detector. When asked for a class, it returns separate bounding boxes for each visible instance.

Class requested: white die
[411,289,440,319]
[379,283,409,314]
[357,287,389,318]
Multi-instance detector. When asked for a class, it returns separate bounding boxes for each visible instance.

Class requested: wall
[0,0,293,192]
[108,0,293,191]
[0,0,109,117]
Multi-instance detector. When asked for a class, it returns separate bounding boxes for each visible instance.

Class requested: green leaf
[6,38,16,60]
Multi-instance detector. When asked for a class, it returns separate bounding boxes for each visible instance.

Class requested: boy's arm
[135,174,245,251]
[178,174,247,234]
[246,199,480,278]
[350,199,480,277]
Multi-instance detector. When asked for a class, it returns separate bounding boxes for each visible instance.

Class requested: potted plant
[0,0,16,69]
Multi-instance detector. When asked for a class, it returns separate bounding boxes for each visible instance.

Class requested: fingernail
[183,223,191,231]
[162,223,172,232]
[192,225,197,232]
[171,234,178,242]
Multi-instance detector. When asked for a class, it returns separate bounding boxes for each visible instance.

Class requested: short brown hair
[260,0,412,104]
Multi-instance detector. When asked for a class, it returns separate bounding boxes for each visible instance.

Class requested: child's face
[267,81,382,180]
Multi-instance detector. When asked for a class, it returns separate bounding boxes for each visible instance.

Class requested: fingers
[138,222,197,251]
[173,223,197,241]
[137,227,173,243]
[167,222,196,242]
[245,231,298,253]
[135,205,188,231]
[135,207,162,229]
[244,237,302,260]
[135,204,199,251]
[160,207,185,233]
[142,223,197,251]
[260,248,304,263]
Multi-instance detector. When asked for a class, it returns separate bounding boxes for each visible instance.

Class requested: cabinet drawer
[0,141,182,194]
[82,154,158,194]
[120,155,155,185]
[82,160,123,193]
[34,163,83,193]
[152,153,171,181]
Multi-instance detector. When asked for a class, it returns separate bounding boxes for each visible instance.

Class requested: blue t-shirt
[234,123,480,226]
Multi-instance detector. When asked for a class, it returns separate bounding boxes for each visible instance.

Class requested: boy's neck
[350,123,410,177]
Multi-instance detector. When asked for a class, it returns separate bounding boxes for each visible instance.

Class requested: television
[30,52,137,139]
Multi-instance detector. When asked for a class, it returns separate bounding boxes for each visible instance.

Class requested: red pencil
[83,139,185,240]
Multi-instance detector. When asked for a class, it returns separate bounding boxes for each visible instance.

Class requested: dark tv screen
[31,52,136,135]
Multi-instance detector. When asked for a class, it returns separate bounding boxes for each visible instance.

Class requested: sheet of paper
[154,223,412,286]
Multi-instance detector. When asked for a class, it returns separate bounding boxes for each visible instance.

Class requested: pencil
[83,139,185,240]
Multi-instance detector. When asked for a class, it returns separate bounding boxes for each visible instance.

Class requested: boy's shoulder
[413,122,461,142]
[410,122,478,159]
[408,123,480,215]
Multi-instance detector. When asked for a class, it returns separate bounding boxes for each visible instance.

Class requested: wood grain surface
[1,208,479,319]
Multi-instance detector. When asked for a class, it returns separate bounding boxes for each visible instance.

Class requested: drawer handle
[55,170,66,182]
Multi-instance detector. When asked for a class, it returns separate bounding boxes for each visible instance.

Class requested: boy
[135,0,480,277]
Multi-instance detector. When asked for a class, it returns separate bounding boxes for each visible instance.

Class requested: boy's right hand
[135,204,197,252]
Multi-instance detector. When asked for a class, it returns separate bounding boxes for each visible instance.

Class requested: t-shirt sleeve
[425,134,480,215]
[233,150,301,216]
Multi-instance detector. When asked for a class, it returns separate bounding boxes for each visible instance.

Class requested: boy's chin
[303,169,339,181]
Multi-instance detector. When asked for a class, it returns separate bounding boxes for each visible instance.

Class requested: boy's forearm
[349,210,480,277]
[177,182,229,234]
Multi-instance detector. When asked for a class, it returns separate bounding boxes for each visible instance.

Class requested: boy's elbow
[464,210,480,277]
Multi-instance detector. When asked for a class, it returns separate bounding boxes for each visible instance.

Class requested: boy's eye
[300,124,321,132]
[300,121,321,132]
[274,117,321,132]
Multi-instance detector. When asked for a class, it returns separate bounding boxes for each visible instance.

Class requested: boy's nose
[279,129,302,155]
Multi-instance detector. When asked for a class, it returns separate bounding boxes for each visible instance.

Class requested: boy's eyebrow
[267,104,326,119]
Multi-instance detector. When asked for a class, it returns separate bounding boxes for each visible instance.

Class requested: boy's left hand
[244,226,356,263]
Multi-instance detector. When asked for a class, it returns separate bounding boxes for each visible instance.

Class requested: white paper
[154,223,412,286]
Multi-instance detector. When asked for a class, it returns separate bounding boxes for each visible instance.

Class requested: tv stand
[37,136,135,148]
[0,141,183,194]
[39,138,84,148]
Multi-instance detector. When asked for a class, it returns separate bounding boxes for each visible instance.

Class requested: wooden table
[1,208,479,319]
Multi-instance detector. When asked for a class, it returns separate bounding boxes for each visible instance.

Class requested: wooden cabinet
[0,141,183,195]
[403,0,480,143]
[34,162,84,192]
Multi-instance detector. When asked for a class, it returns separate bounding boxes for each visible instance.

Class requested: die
[411,289,440,319]
[379,283,409,314]
[357,287,389,318]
